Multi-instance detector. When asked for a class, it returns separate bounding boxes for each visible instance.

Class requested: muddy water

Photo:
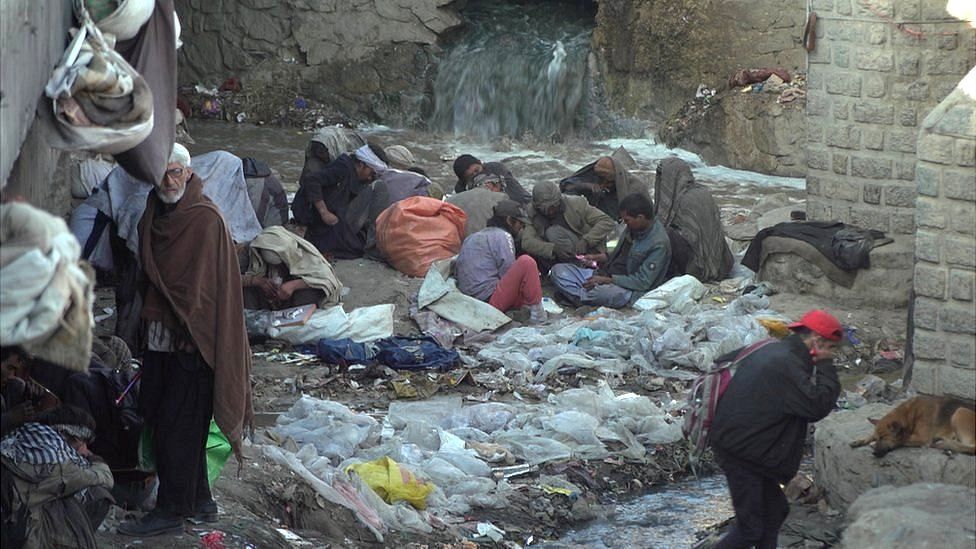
[185,120,804,217]
[541,476,733,548]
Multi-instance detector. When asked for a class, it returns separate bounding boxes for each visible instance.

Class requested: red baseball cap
[788,310,844,341]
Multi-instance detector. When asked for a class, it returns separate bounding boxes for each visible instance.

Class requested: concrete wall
[174,0,461,125]
[805,0,975,238]
[0,1,73,213]
[910,66,976,401]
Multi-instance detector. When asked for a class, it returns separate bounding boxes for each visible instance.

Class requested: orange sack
[375,196,467,277]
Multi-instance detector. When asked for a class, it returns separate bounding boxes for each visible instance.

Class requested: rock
[752,193,792,218]
[841,483,976,548]
[814,403,976,509]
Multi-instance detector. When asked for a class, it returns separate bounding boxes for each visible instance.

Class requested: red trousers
[488,255,542,312]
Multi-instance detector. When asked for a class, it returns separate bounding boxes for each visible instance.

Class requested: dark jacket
[607,219,671,293]
[709,334,840,482]
[292,154,359,225]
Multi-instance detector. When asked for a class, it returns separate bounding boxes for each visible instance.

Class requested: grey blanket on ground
[83,151,262,256]
[654,157,734,282]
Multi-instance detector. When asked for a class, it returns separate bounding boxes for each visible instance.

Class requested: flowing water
[185,120,805,217]
[431,0,595,139]
[540,476,733,548]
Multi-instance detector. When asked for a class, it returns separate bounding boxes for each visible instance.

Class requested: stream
[541,476,733,548]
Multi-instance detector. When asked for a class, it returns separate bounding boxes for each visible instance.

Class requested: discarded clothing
[742,221,889,274]
[307,336,460,371]
[654,157,734,282]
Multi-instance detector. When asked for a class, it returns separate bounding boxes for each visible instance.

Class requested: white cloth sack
[41,4,154,154]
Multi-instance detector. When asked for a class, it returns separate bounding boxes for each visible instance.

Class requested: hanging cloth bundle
[40,0,154,155]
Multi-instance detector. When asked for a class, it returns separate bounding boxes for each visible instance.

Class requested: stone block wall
[805,0,975,237]
[910,66,976,401]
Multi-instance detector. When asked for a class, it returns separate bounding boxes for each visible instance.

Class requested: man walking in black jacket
[708,310,843,549]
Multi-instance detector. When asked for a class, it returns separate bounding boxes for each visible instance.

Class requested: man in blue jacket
[708,310,843,548]
[550,192,671,308]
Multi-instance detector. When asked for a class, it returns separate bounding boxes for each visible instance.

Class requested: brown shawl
[138,176,253,444]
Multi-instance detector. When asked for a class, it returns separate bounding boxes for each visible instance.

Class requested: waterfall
[431,1,594,140]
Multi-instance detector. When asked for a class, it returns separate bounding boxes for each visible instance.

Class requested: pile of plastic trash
[263,380,684,540]
[474,275,780,382]
[260,273,793,540]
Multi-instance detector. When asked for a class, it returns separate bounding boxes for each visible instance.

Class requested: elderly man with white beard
[118,144,253,536]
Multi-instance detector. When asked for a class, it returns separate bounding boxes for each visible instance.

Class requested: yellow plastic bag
[346,456,434,509]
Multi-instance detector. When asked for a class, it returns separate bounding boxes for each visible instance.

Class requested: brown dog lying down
[850,396,976,457]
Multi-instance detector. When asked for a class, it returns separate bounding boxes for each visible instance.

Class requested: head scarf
[469,173,504,190]
[353,144,389,175]
[385,145,415,170]
[532,181,562,211]
[452,154,481,181]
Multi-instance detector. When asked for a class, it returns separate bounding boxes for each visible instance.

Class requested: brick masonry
[806,0,975,237]
[910,66,976,400]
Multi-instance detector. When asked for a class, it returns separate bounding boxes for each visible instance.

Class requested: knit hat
[470,173,504,190]
[532,181,562,210]
[385,145,415,170]
[452,154,481,181]
[788,310,843,341]
[493,199,529,223]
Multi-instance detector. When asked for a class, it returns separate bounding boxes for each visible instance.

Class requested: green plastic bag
[138,419,233,486]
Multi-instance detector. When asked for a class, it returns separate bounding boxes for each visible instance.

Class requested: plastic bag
[632,275,706,313]
[375,197,467,277]
[541,411,602,446]
[346,456,434,509]
[137,419,232,485]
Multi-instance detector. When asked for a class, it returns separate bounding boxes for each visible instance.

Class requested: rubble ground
[92,256,907,548]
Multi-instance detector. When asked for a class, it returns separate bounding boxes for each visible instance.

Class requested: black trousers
[139,351,214,517]
[715,457,790,549]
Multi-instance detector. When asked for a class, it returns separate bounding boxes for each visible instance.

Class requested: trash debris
[346,456,434,509]
[475,522,506,542]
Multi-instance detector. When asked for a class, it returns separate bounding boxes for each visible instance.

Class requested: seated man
[455,200,546,324]
[446,173,509,238]
[452,154,531,204]
[241,226,343,310]
[654,157,734,282]
[559,147,649,220]
[299,127,367,183]
[551,193,671,308]
[520,181,616,269]
[291,143,390,259]
[1,406,114,549]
